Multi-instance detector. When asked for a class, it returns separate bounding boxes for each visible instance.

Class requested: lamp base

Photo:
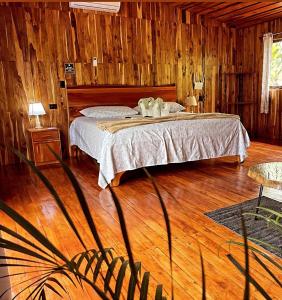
[34,115,43,129]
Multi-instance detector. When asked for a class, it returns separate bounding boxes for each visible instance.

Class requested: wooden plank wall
[0,2,236,165]
[236,18,282,141]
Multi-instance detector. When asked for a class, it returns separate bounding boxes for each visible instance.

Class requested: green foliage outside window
[271,41,282,86]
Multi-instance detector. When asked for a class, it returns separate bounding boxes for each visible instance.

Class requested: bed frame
[67,85,178,186]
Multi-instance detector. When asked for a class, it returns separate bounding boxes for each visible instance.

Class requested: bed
[67,85,250,188]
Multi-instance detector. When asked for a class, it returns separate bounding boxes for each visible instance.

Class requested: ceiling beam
[236,12,282,28]
[216,3,277,21]
[186,3,232,15]
[228,3,282,23]
[203,2,260,19]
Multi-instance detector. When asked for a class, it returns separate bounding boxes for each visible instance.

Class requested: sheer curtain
[261,33,273,114]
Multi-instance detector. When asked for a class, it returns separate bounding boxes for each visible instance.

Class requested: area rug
[205,197,282,258]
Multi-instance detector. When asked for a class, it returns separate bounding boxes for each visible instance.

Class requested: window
[270,41,282,87]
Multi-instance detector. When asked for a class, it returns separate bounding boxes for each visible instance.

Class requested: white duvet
[70,116,250,188]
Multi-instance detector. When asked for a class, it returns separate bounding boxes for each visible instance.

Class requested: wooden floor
[0,141,281,299]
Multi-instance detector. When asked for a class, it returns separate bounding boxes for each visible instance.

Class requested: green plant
[227,208,282,299]
[271,41,282,86]
[0,149,176,299]
[0,149,281,299]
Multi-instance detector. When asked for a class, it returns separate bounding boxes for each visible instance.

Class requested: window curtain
[261,33,273,114]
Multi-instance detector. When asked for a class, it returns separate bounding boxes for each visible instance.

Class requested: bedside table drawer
[33,141,61,165]
[32,130,59,142]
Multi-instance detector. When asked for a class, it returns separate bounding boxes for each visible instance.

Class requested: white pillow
[134,102,185,114]
[168,102,185,113]
[133,106,141,113]
[80,106,138,118]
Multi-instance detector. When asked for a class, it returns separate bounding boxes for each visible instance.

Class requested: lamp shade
[186,96,197,106]
[28,102,46,116]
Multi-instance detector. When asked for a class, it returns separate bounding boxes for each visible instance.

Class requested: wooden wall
[236,18,282,141]
[0,2,236,165]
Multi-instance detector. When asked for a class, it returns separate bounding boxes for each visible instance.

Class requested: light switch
[92,57,98,67]
[194,82,204,90]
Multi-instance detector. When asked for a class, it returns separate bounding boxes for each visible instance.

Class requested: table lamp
[28,102,46,129]
[186,96,197,113]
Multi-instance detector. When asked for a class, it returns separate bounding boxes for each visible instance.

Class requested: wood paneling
[0,2,236,165]
[236,18,282,140]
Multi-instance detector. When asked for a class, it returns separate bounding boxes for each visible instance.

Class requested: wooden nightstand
[27,127,62,167]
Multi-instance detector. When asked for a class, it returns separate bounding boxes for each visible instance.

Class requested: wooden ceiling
[171,2,282,28]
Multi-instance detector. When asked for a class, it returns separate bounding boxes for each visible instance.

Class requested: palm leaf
[199,248,206,300]
[0,225,55,260]
[227,254,272,300]
[246,207,282,218]
[46,277,68,294]
[44,283,63,298]
[27,278,50,300]
[142,168,174,299]
[227,211,273,300]
[0,237,57,265]
[140,271,150,300]
[47,147,111,266]
[75,252,89,272]
[0,270,53,299]
[84,251,99,276]
[0,200,69,264]
[0,204,110,299]
[155,284,166,300]
[240,212,250,300]
[27,270,72,300]
[93,253,108,283]
[114,260,129,298]
[243,212,282,229]
[252,252,282,287]
[1,149,169,300]
[0,255,54,267]
[6,271,54,300]
[107,183,140,289]
[104,256,123,293]
[127,261,141,300]
[11,148,88,251]
[248,237,282,253]
[39,289,46,300]
[227,240,282,270]
[58,270,77,287]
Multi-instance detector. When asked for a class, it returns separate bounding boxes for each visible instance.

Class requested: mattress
[70,116,250,188]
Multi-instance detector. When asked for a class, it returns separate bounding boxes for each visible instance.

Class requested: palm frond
[199,248,206,300]
[252,252,282,287]
[0,200,69,265]
[0,149,174,300]
[47,147,111,266]
[11,148,88,252]
[0,224,55,260]
[240,211,250,300]
[140,271,150,300]
[226,240,282,270]
[0,237,58,265]
[142,168,174,299]
[107,183,140,290]
[127,262,141,300]
[155,284,166,300]
[227,254,272,300]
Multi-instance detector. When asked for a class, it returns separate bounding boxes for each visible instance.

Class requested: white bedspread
[70,116,250,188]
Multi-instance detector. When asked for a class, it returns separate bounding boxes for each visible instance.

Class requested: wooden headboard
[67,85,177,122]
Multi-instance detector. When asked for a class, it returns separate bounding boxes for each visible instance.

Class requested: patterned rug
[205,197,282,258]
